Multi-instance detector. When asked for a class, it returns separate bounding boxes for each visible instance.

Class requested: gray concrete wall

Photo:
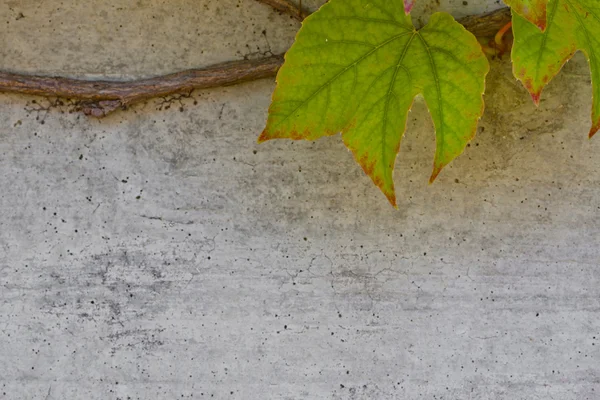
[1,1,599,399]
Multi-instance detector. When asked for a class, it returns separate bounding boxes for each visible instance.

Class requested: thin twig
[0,5,511,117]
[254,0,308,21]
[457,7,511,38]
[254,0,512,37]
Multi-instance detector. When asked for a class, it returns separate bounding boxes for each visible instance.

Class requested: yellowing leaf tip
[590,121,600,139]
[387,192,398,209]
[530,92,541,107]
[429,165,443,185]
[257,131,270,143]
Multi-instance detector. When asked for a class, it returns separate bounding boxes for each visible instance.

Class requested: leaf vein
[271,30,414,131]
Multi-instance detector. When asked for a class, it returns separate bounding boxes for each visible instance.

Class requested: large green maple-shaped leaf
[511,0,600,137]
[259,0,489,206]
[503,0,548,29]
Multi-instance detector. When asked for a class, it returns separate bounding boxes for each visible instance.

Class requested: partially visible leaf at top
[404,0,415,14]
[511,0,600,137]
[503,0,547,29]
[259,0,489,206]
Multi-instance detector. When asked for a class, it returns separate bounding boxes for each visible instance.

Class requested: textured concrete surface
[1,1,600,399]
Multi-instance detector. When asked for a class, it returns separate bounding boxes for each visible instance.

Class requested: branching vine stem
[0,2,510,117]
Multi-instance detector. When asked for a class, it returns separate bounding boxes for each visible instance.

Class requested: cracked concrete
[1,0,600,399]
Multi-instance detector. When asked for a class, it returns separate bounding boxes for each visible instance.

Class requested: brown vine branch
[0,4,511,118]
[0,56,283,117]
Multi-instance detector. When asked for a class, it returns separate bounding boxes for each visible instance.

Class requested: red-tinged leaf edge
[524,5,547,31]
[429,165,443,185]
[518,74,544,107]
[531,92,541,107]
[506,0,548,31]
[590,120,600,139]
[355,155,399,208]
[404,0,415,14]
[257,130,271,143]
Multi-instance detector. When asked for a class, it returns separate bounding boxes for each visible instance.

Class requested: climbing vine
[1,0,598,207]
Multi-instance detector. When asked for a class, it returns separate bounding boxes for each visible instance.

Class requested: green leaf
[503,0,548,29]
[511,0,600,137]
[259,0,489,206]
